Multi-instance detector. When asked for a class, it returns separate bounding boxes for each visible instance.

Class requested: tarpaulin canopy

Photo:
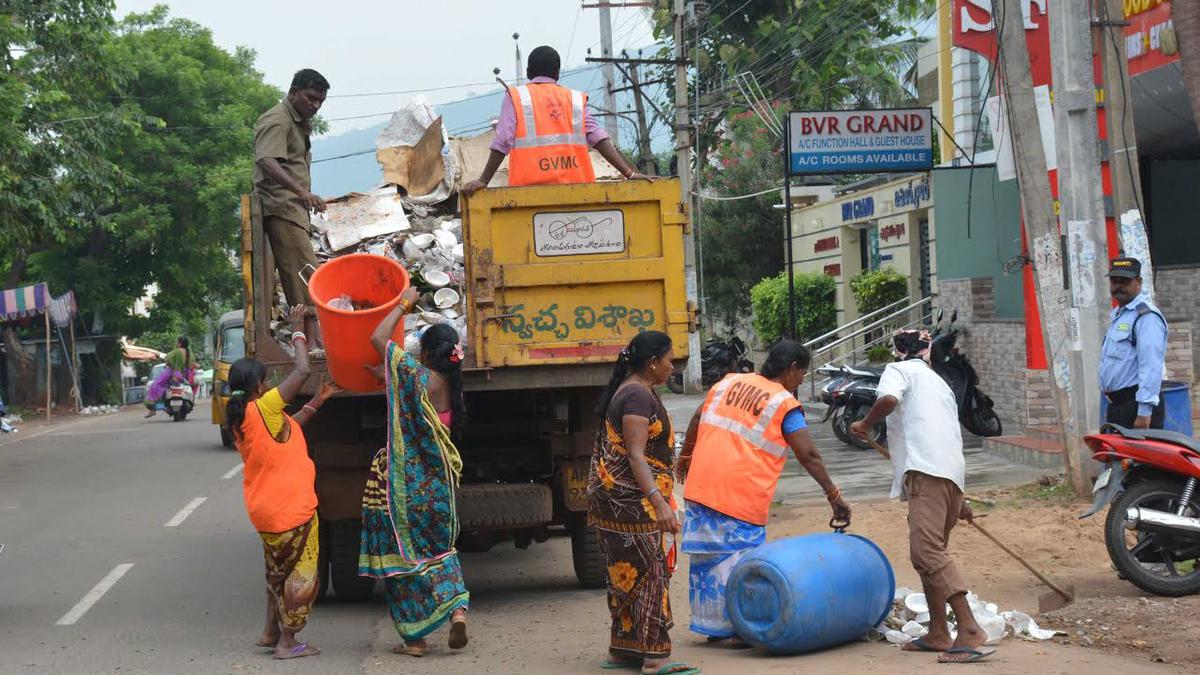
[49,290,77,328]
[0,283,50,323]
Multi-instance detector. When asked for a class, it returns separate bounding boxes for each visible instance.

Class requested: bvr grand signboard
[787,109,933,175]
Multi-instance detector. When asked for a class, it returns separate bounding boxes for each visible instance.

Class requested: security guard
[461,46,648,195]
[1100,257,1168,429]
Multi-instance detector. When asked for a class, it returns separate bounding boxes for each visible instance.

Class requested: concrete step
[1024,425,1063,442]
[982,434,1064,470]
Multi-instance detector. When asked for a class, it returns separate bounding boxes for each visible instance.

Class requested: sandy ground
[359,479,1194,675]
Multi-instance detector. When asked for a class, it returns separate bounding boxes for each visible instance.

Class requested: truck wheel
[667,373,684,395]
[457,483,553,530]
[220,426,234,448]
[570,514,606,589]
[329,519,374,602]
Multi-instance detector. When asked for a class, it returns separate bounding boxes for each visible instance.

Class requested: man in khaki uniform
[253,68,329,342]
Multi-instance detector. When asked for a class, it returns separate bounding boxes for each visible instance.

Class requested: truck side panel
[464,180,692,370]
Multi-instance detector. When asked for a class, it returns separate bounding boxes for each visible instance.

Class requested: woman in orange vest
[675,340,851,645]
[587,331,700,675]
[462,45,651,195]
[225,304,339,660]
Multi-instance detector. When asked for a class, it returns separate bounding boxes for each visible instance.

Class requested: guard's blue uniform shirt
[1099,292,1167,418]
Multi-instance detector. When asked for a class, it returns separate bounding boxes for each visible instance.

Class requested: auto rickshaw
[211,309,244,447]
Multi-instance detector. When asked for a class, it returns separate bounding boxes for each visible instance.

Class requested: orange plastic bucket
[307,253,410,392]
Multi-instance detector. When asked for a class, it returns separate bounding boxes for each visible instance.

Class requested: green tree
[15,6,280,338]
[750,271,836,344]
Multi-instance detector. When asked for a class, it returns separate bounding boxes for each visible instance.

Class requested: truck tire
[328,519,374,602]
[570,514,606,589]
[457,483,553,530]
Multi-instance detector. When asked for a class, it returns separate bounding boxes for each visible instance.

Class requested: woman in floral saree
[360,289,469,657]
[587,330,699,675]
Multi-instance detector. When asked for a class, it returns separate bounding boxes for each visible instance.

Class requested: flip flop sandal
[273,643,320,660]
[448,618,469,650]
[602,659,640,670]
[937,646,996,664]
[902,638,944,653]
[641,663,701,675]
[393,643,428,657]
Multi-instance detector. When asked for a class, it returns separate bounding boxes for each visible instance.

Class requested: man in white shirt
[851,329,994,664]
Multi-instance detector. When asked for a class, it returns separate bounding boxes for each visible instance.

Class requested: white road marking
[220,463,244,480]
[164,497,207,528]
[55,563,134,626]
[45,427,140,437]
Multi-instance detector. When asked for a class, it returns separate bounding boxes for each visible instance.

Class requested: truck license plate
[563,462,590,512]
[1093,467,1112,494]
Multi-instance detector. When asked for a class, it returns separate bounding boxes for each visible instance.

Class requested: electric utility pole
[993,0,1085,495]
[597,2,620,139]
[675,0,700,393]
[1049,0,1110,485]
[626,58,654,173]
[1098,0,1146,218]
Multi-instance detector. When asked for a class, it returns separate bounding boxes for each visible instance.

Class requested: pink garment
[489,76,610,154]
[437,410,453,428]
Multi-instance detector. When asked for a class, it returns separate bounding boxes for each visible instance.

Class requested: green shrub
[750,272,837,345]
[849,268,910,315]
[866,345,894,363]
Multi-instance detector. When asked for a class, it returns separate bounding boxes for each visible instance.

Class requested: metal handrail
[802,296,910,348]
[806,295,936,355]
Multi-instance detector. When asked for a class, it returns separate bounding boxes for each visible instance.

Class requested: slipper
[641,663,701,675]
[273,642,320,660]
[902,638,944,653]
[937,646,996,664]
[448,618,469,650]
[392,643,427,657]
[602,659,639,670]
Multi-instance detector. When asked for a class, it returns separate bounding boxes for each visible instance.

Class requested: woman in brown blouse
[588,331,699,675]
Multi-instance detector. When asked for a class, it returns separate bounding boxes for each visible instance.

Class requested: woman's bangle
[291,331,307,344]
[825,486,842,502]
[646,487,663,501]
[398,299,413,314]
[302,404,318,416]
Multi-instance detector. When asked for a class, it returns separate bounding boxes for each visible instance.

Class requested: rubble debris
[875,590,1063,646]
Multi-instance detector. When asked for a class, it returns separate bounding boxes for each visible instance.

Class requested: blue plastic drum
[725,531,895,654]
[1100,381,1193,436]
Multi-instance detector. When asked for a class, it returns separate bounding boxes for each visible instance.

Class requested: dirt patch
[1040,595,1200,667]
[766,478,1197,668]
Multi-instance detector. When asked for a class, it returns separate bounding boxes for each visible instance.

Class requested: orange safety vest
[507,83,596,186]
[683,373,802,526]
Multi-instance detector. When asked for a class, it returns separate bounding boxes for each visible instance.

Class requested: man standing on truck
[253,68,330,345]
[461,46,650,195]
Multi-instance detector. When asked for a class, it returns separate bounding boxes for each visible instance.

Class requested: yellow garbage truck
[238,180,692,599]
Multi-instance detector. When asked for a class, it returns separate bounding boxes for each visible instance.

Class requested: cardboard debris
[378,117,447,196]
[313,187,411,252]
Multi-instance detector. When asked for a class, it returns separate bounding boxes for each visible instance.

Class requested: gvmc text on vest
[724,381,771,416]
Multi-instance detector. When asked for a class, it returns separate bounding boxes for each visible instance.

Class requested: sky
[113,0,658,136]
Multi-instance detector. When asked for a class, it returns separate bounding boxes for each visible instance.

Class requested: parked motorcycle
[668,336,754,393]
[1081,424,1200,596]
[929,311,1003,437]
[817,364,886,450]
[164,381,195,422]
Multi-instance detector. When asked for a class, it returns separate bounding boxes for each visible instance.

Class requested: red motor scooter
[1081,424,1200,596]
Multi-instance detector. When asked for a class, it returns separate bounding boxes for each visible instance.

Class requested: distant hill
[311,62,669,197]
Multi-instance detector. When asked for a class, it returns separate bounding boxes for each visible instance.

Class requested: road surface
[0,401,1178,674]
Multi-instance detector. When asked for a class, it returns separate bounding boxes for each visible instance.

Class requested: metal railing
[805,295,937,401]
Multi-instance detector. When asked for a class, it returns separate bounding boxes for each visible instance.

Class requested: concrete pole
[993,0,1086,493]
[1049,0,1110,483]
[1099,0,1146,218]
[674,0,701,392]
[599,2,620,140]
[937,0,956,163]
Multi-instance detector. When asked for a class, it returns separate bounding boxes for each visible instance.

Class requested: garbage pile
[0,413,18,433]
[877,587,1062,646]
[272,97,469,355]
[79,405,121,416]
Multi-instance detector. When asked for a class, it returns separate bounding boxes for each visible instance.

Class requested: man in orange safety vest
[462,45,650,195]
